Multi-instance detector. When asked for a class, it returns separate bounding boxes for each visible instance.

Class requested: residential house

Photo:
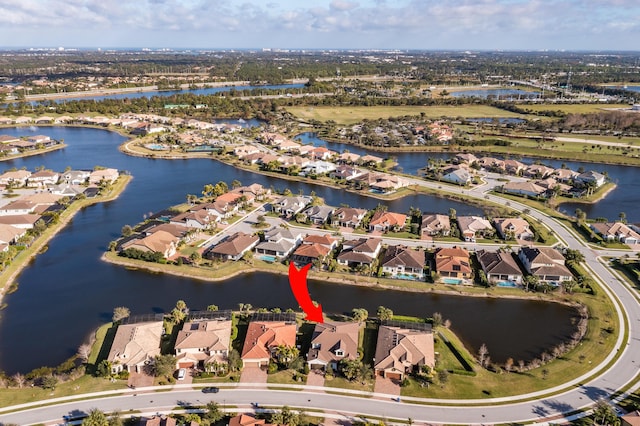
[241,320,297,367]
[434,247,472,280]
[174,317,232,369]
[254,227,302,260]
[0,224,26,245]
[301,160,336,176]
[337,237,382,268]
[590,222,640,245]
[476,249,524,284]
[576,171,606,188]
[300,205,335,225]
[306,321,361,371]
[374,323,435,380]
[358,154,384,167]
[369,175,407,193]
[553,168,580,183]
[231,183,270,201]
[441,167,471,185]
[332,207,367,228]
[380,245,425,280]
[501,181,547,198]
[28,170,59,187]
[457,216,494,242]
[107,321,163,373]
[621,411,640,426]
[454,153,477,165]
[62,170,91,185]
[493,217,534,241]
[503,159,526,175]
[337,152,361,164]
[0,135,20,144]
[139,415,177,426]
[420,214,450,236]
[0,170,32,186]
[170,210,217,230]
[270,196,311,217]
[0,214,40,229]
[518,246,573,283]
[290,234,339,266]
[524,164,554,179]
[368,211,407,232]
[233,145,261,158]
[206,232,260,261]
[329,165,365,181]
[0,200,36,216]
[229,414,274,426]
[308,146,334,160]
[89,168,119,184]
[121,230,179,258]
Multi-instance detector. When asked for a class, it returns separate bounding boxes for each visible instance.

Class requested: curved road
[1,171,639,425]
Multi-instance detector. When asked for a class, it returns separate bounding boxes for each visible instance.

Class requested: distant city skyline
[0,0,638,51]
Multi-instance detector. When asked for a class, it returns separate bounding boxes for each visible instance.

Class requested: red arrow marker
[288,262,324,323]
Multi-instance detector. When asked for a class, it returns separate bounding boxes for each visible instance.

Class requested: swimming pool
[259,255,277,263]
[442,278,462,285]
[395,273,421,281]
[496,281,518,288]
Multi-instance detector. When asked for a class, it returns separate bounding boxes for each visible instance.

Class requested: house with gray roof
[206,232,260,261]
[476,249,524,284]
[518,246,573,283]
[270,196,312,218]
[337,237,382,268]
[254,227,302,260]
[300,205,335,225]
[380,245,425,280]
[306,321,361,372]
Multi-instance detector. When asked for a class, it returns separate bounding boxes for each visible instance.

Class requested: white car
[177,368,186,380]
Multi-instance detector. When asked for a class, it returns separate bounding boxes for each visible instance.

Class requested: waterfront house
[306,321,361,372]
[330,165,366,181]
[454,153,477,165]
[89,168,119,184]
[493,217,534,241]
[501,181,546,198]
[503,160,525,175]
[518,246,573,283]
[229,414,275,426]
[590,222,640,245]
[299,205,335,225]
[374,323,435,381]
[231,183,270,201]
[254,227,302,260]
[524,164,554,179]
[170,209,217,230]
[359,154,384,167]
[270,196,312,217]
[206,232,260,261]
[420,214,450,236]
[337,152,361,164]
[576,171,606,188]
[28,170,59,187]
[434,247,472,280]
[553,168,580,183]
[308,146,335,161]
[0,170,32,187]
[241,320,297,368]
[380,245,425,280]
[337,237,382,268]
[332,207,368,228]
[302,160,336,176]
[107,321,163,374]
[174,316,232,370]
[368,211,407,232]
[121,230,178,259]
[139,415,177,426]
[233,145,261,158]
[457,216,494,242]
[476,249,524,284]
[290,242,332,267]
[441,167,472,185]
[0,135,20,144]
[62,170,91,185]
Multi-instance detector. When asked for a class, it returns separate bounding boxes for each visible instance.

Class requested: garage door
[178,361,194,368]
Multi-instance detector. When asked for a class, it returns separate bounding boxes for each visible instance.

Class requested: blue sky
[0,0,638,50]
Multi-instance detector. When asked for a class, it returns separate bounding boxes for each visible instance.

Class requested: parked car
[177,368,186,380]
[202,386,220,393]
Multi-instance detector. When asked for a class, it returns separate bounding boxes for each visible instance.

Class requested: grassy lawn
[0,375,125,408]
[522,103,631,114]
[287,105,528,125]
[87,322,114,366]
[267,369,306,385]
[324,376,374,392]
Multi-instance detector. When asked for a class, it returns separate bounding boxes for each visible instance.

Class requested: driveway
[374,374,400,396]
[128,371,154,388]
[240,366,268,384]
[306,369,325,388]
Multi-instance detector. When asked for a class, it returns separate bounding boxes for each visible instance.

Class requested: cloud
[330,0,359,11]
